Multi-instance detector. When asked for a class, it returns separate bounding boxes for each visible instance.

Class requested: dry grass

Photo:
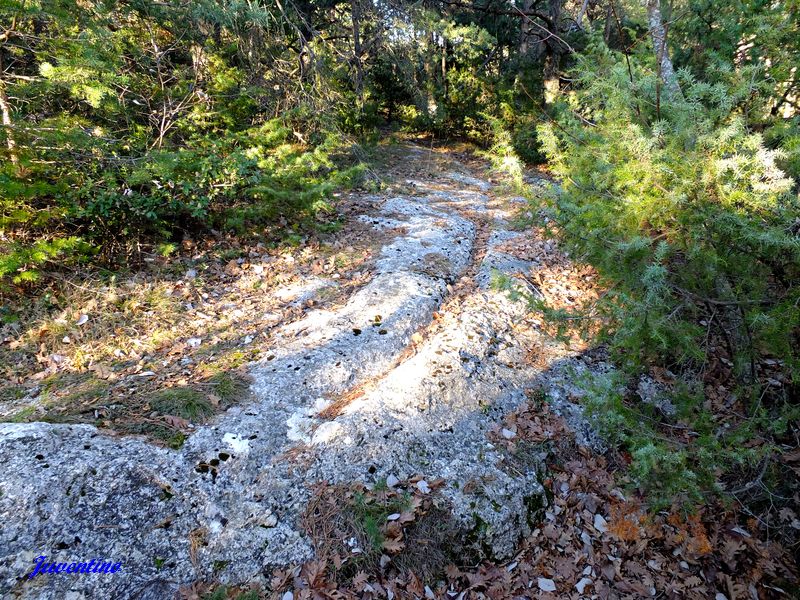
[0,200,392,444]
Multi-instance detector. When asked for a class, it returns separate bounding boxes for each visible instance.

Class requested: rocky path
[0,147,587,599]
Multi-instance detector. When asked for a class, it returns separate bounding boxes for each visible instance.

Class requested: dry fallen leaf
[382,537,404,554]
[164,415,190,428]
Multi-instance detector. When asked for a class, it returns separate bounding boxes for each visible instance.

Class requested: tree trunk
[645,0,682,99]
[576,0,590,29]
[519,0,534,57]
[191,43,209,83]
[350,0,364,103]
[423,32,437,117]
[604,1,614,45]
[0,50,19,171]
[441,41,447,101]
[0,81,18,170]
[543,0,563,103]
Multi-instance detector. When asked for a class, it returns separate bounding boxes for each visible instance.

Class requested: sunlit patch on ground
[0,199,398,445]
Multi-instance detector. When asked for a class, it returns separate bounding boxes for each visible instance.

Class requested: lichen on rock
[0,150,581,599]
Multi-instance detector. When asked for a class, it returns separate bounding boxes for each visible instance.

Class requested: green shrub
[0,111,363,284]
[150,388,214,423]
[478,112,527,194]
[575,370,769,508]
[0,237,92,285]
[539,41,800,378]
[0,1,368,286]
[535,40,799,506]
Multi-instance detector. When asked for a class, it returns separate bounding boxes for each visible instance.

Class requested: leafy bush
[478,112,526,194]
[539,41,800,378]
[575,369,773,508]
[0,2,366,287]
[0,106,363,285]
[536,40,800,505]
[0,238,92,284]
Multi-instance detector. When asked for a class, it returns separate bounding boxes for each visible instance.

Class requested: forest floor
[0,138,796,599]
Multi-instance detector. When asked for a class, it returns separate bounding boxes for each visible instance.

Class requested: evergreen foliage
[1,0,798,513]
[0,0,365,285]
[537,35,799,504]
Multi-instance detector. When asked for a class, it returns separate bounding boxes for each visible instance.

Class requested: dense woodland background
[1,0,799,584]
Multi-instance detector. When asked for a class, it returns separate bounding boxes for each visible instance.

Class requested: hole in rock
[352,328,362,336]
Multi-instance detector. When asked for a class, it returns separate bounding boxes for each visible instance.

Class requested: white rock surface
[576,577,593,594]
[0,149,588,599]
[538,577,557,592]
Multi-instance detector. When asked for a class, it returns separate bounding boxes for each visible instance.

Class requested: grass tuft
[150,388,214,423]
[209,372,249,404]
